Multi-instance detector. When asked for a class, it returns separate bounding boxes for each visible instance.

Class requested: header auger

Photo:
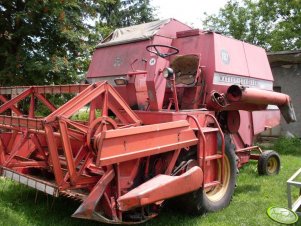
[0,19,296,224]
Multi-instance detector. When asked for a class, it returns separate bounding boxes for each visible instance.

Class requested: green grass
[0,137,300,226]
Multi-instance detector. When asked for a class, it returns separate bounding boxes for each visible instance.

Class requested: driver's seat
[170,54,199,86]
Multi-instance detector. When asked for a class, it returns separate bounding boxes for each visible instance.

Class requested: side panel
[252,108,281,135]
[243,42,274,84]
[87,40,152,78]
[214,34,249,77]
[238,111,253,146]
[147,35,173,110]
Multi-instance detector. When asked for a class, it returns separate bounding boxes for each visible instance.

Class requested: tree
[203,0,301,51]
[0,0,155,86]
[95,0,155,39]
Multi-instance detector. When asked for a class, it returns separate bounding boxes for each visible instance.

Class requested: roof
[96,19,177,48]
[267,50,301,66]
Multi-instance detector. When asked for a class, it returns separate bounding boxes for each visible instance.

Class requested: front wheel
[176,136,237,215]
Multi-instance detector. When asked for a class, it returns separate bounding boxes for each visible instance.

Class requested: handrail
[187,114,207,186]
[205,114,225,184]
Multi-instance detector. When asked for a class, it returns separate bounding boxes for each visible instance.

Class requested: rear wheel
[257,150,280,176]
[176,136,237,215]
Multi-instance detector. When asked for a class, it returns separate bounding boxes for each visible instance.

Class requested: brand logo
[113,57,122,67]
[221,49,230,64]
[213,72,273,90]
[267,207,298,224]
[218,75,258,86]
[149,58,156,66]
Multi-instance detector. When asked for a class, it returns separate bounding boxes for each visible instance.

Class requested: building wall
[272,64,301,137]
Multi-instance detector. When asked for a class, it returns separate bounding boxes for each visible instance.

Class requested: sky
[151,0,228,28]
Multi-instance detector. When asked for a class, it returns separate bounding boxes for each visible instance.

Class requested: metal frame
[0,81,226,223]
[287,168,301,215]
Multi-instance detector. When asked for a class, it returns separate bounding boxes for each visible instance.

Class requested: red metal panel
[87,40,153,78]
[243,42,273,82]
[252,109,281,135]
[96,120,198,166]
[213,33,249,77]
[237,111,253,146]
[117,166,203,211]
[72,169,115,220]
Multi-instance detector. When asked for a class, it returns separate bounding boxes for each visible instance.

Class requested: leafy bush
[71,108,101,121]
[272,137,301,156]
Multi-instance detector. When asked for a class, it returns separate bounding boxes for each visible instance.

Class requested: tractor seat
[170,55,199,85]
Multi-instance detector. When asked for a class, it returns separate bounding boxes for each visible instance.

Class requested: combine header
[0,19,296,224]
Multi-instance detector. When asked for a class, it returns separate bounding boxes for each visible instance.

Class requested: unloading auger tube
[226,85,297,123]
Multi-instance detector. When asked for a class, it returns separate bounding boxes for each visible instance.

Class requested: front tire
[177,136,237,215]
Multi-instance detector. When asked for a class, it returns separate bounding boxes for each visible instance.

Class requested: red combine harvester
[0,19,296,223]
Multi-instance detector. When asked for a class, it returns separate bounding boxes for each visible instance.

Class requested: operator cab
[171,54,200,86]
[145,44,200,87]
[146,44,203,110]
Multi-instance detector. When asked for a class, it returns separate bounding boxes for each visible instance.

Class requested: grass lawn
[0,137,300,226]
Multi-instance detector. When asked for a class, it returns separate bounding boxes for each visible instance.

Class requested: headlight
[162,67,174,79]
[114,77,128,85]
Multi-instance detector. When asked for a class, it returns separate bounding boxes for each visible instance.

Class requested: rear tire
[257,150,280,176]
[176,135,237,215]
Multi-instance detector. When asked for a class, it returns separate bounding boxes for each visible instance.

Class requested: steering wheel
[146,44,179,58]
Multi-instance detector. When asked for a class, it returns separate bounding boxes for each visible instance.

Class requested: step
[204,180,221,188]
[192,127,219,133]
[201,127,219,133]
[200,154,223,161]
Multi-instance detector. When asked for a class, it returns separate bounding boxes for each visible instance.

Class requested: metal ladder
[187,114,225,188]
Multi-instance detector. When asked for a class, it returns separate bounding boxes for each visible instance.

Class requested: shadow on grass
[0,182,104,226]
[143,206,200,226]
[0,180,200,226]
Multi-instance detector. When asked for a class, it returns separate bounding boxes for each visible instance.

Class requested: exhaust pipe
[226,85,296,123]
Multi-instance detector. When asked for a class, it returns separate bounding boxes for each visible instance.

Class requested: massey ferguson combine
[0,19,296,223]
